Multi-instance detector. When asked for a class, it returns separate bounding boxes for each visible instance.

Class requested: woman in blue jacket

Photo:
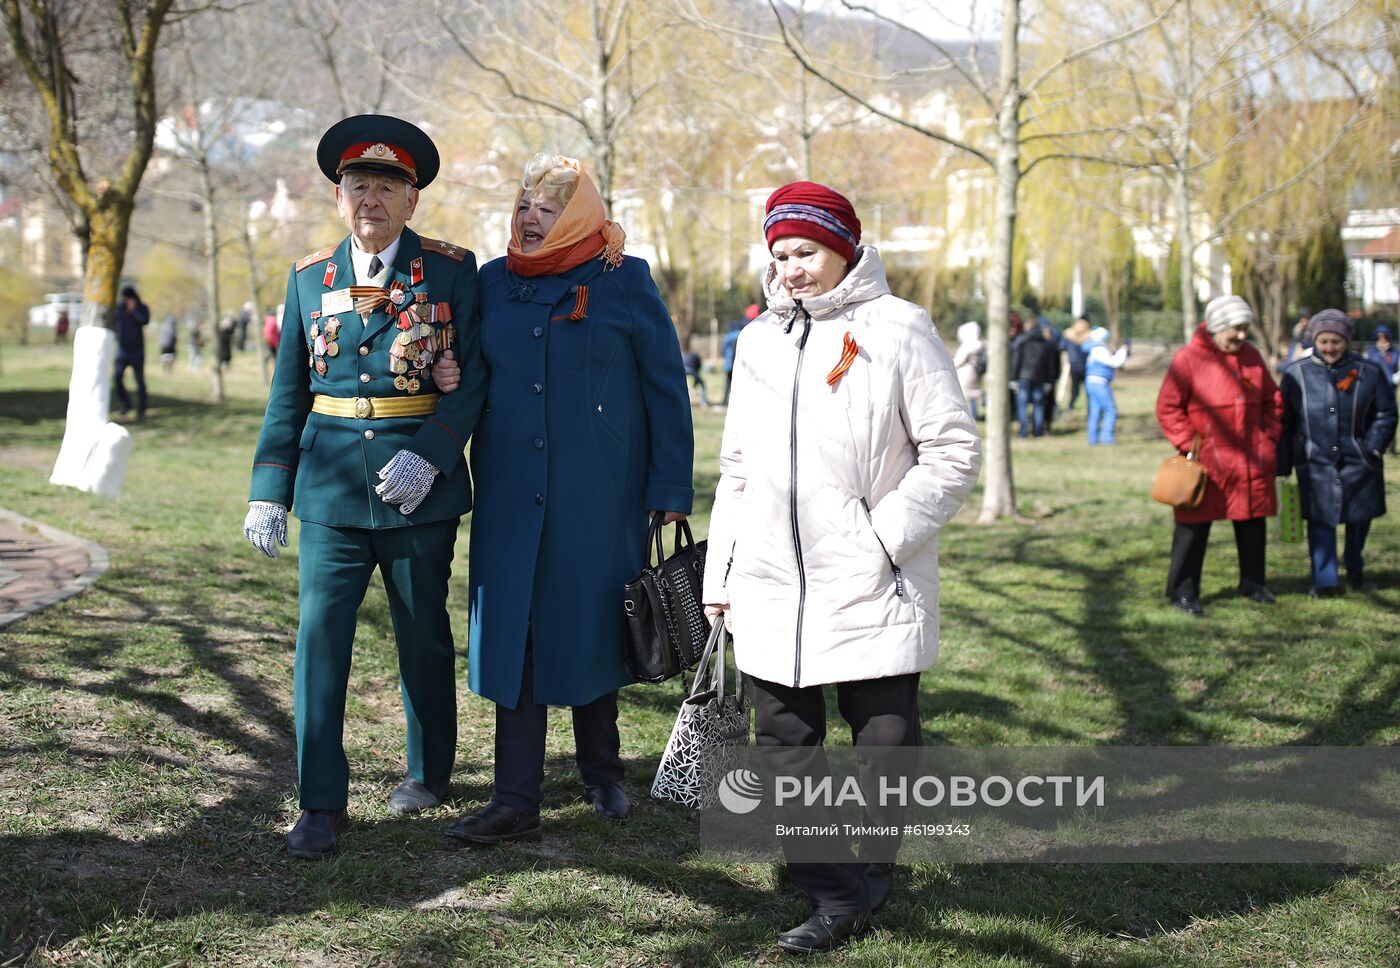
[435,154,694,842]
[1278,310,1397,595]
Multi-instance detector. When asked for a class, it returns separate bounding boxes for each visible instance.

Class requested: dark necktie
[368,255,383,278]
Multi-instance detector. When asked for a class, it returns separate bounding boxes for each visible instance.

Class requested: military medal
[394,375,409,390]
[392,358,408,374]
[325,318,341,337]
[315,358,328,375]
[407,377,421,394]
[323,262,337,288]
[326,342,339,357]
[411,257,423,286]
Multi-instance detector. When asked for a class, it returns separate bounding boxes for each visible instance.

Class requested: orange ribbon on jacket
[1336,368,1359,392]
[827,331,858,386]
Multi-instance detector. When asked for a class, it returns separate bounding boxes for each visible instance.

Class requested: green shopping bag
[1278,479,1303,543]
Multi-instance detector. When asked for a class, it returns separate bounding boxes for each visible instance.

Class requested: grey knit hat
[1204,295,1254,333]
[1307,308,1352,342]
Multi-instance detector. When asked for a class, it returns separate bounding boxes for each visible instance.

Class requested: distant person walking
[113,285,150,420]
[159,314,178,372]
[1156,295,1281,616]
[1061,318,1091,411]
[683,345,711,407]
[1010,319,1055,437]
[1278,310,1397,596]
[187,318,205,371]
[1083,327,1129,445]
[953,320,984,419]
[722,304,759,405]
[54,309,70,344]
[1367,324,1399,454]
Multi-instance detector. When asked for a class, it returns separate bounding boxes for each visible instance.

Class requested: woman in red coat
[1156,295,1282,615]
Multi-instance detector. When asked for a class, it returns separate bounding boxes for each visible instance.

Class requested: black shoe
[1169,596,1203,616]
[286,809,348,860]
[1309,585,1343,598]
[388,775,451,816]
[863,862,894,913]
[1238,582,1276,604]
[1347,571,1365,591]
[584,782,630,821]
[775,913,868,955]
[445,800,541,845]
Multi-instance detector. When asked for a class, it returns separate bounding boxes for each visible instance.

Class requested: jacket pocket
[299,427,318,452]
[859,497,904,598]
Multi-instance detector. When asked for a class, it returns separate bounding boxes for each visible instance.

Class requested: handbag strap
[645,513,665,567]
[1187,433,1203,461]
[671,519,697,557]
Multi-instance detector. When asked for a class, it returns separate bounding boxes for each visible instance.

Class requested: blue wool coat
[1278,352,1397,525]
[467,254,694,708]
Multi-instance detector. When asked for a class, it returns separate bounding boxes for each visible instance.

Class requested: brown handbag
[1151,433,1208,509]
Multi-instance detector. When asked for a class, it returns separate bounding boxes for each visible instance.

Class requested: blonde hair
[521,152,579,206]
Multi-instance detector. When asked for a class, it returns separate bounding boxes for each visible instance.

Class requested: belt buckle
[354,397,372,419]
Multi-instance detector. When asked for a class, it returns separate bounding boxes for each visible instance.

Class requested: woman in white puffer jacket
[702,182,981,955]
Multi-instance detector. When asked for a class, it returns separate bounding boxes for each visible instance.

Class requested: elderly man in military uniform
[243,115,487,859]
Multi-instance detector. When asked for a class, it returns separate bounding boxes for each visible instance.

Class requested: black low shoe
[584,782,630,822]
[1238,582,1276,604]
[388,775,451,816]
[445,800,541,845]
[775,913,868,955]
[286,809,348,860]
[1170,596,1203,616]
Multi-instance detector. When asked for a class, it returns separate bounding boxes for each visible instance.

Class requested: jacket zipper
[860,496,905,597]
[722,540,736,586]
[787,303,811,687]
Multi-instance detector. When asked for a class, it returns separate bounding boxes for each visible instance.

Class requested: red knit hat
[764,181,861,265]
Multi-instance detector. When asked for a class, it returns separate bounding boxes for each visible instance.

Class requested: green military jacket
[249,228,486,528]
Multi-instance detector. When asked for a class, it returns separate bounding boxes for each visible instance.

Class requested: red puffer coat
[1156,324,1281,523]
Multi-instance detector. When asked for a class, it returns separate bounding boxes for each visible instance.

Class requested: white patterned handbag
[651,621,751,810]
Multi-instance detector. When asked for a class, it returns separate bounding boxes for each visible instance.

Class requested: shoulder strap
[295,245,337,272]
[420,237,468,262]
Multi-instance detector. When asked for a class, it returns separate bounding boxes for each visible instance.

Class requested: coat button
[533,383,543,394]
[534,493,544,505]
[360,372,371,383]
[1329,406,1335,413]
[359,346,369,356]
[532,326,543,338]
[1332,445,1338,452]
[534,437,545,450]
[364,429,375,440]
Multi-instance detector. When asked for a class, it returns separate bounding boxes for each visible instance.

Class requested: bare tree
[3,0,186,495]
[408,0,677,217]
[749,0,1180,521]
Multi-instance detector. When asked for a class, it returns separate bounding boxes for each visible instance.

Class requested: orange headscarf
[505,156,626,278]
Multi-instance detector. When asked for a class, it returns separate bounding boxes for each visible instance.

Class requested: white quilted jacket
[702,246,981,687]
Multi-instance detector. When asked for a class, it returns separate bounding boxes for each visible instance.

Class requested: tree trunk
[49,207,134,495]
[200,159,225,403]
[977,0,1022,523]
[1174,0,1197,341]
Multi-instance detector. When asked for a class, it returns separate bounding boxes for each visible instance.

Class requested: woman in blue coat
[435,154,694,842]
[1278,310,1397,596]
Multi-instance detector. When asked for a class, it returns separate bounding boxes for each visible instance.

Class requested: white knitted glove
[375,450,439,515]
[244,501,288,558]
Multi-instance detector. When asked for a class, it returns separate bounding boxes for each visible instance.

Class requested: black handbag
[623,515,709,683]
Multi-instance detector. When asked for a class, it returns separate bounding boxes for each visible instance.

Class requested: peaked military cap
[317,114,440,189]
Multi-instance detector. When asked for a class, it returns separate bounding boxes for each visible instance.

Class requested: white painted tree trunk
[49,306,133,496]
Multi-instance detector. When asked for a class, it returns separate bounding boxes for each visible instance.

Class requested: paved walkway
[0,508,109,629]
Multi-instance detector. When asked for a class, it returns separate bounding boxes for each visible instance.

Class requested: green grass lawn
[1,338,1398,966]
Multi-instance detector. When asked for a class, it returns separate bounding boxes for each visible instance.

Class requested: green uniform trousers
[294,517,459,810]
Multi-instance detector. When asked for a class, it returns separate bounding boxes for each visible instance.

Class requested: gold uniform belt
[311,394,440,419]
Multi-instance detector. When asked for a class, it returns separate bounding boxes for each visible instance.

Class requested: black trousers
[751,673,921,915]
[113,353,147,415]
[493,638,623,814]
[1166,517,1267,600]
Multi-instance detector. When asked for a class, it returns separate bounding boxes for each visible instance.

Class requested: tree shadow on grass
[2,527,1393,963]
